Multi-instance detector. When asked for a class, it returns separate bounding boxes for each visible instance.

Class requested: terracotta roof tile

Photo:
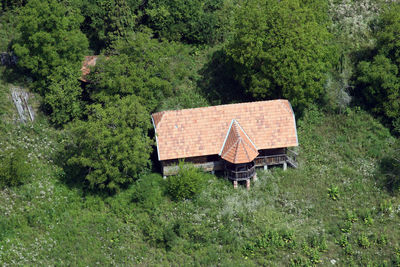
[220,120,259,164]
[152,99,298,161]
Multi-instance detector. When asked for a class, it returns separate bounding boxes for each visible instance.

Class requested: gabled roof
[152,99,298,161]
[219,120,259,164]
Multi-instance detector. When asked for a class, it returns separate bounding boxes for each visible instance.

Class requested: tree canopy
[88,30,207,112]
[226,0,334,111]
[354,3,400,131]
[12,0,88,83]
[67,95,153,192]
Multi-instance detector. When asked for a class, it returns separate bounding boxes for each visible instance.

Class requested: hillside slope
[0,76,399,265]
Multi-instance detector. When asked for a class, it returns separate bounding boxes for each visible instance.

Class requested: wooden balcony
[225,166,256,181]
[254,150,298,168]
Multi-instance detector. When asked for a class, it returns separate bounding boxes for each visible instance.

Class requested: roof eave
[288,101,299,147]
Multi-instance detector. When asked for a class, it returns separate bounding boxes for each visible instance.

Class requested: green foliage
[144,0,227,44]
[0,8,18,51]
[358,233,371,248]
[43,66,83,126]
[132,173,165,209]
[307,234,327,252]
[11,0,88,125]
[345,209,358,223]
[354,3,400,129]
[359,208,374,226]
[378,141,400,193]
[0,0,26,12]
[70,0,136,52]
[89,31,206,111]
[356,54,400,120]
[166,162,208,201]
[328,185,340,201]
[256,229,296,249]
[0,148,30,187]
[13,0,88,83]
[302,243,321,264]
[379,199,393,215]
[0,105,398,265]
[67,95,153,192]
[227,0,334,111]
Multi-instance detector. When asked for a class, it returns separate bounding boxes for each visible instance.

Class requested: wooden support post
[163,175,167,179]
[283,162,287,171]
[233,180,238,189]
[211,170,215,175]
[253,173,257,181]
[246,179,250,190]
[264,165,268,171]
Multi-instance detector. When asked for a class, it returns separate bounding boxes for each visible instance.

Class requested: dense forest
[0,0,400,265]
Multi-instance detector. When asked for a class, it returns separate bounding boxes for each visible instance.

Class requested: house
[151,99,298,188]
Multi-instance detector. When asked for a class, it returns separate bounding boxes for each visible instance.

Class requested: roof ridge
[151,99,289,116]
[152,111,165,128]
[221,138,240,159]
[233,139,240,163]
[153,99,298,161]
[240,140,251,162]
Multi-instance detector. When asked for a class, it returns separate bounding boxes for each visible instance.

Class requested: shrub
[378,141,400,194]
[379,199,393,215]
[0,148,31,187]
[132,173,165,210]
[358,209,374,226]
[328,185,340,201]
[67,96,153,193]
[166,162,209,201]
[256,229,296,249]
[358,233,371,249]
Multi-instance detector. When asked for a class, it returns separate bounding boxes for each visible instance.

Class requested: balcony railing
[254,154,287,166]
[254,151,298,168]
[225,166,256,181]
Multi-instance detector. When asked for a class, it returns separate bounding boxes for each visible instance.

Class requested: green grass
[0,87,399,265]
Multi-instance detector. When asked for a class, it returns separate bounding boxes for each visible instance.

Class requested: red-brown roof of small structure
[220,120,259,164]
[152,99,298,161]
[80,56,98,82]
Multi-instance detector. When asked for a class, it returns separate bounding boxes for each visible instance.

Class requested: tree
[226,0,334,111]
[88,30,200,111]
[12,0,88,85]
[1,0,26,12]
[44,65,84,126]
[356,55,400,120]
[354,3,400,130]
[67,95,153,192]
[71,0,136,53]
[144,0,226,44]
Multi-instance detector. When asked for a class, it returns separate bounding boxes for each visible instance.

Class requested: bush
[67,95,153,193]
[132,173,166,209]
[166,162,209,201]
[378,141,400,194]
[0,148,31,187]
[328,185,340,201]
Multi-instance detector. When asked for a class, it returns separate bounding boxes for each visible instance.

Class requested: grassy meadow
[0,73,399,265]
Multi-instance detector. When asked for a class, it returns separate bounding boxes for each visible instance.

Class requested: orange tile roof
[152,99,298,161]
[80,56,98,82]
[220,120,259,164]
